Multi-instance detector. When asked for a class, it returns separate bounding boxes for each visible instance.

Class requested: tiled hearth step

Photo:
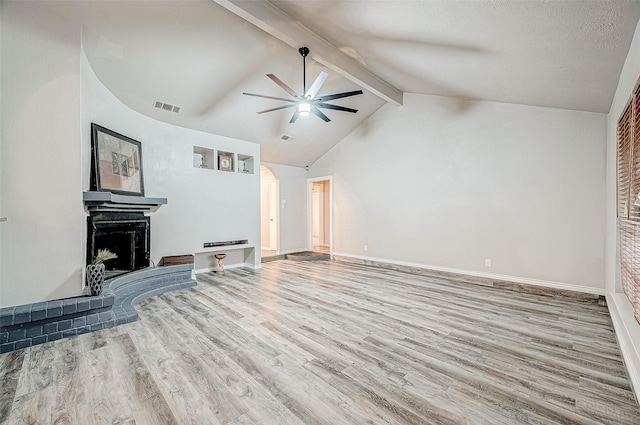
[286,251,330,261]
[261,254,286,263]
[0,264,196,353]
[106,264,196,325]
[0,294,115,353]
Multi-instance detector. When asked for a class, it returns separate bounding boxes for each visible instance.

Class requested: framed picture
[218,153,233,172]
[91,123,144,196]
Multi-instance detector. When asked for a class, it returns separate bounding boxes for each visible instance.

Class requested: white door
[269,180,278,250]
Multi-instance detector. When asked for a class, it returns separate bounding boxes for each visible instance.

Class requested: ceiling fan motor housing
[242,46,363,123]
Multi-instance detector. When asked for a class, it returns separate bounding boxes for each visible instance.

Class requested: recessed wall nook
[193,145,254,174]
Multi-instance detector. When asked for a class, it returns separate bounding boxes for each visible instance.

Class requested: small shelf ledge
[198,243,252,253]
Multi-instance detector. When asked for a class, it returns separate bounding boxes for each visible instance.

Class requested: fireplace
[87,212,150,277]
[83,191,167,277]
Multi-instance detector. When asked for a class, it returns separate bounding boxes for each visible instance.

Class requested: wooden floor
[1,260,639,424]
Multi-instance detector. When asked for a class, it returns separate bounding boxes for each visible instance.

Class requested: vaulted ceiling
[44,0,640,167]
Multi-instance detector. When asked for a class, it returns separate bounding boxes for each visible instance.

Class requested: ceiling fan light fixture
[298,102,311,116]
[243,46,362,123]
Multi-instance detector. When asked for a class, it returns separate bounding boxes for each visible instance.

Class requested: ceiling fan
[243,46,363,123]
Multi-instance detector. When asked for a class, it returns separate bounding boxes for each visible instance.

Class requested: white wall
[81,51,261,269]
[261,162,307,254]
[310,93,606,292]
[0,1,4,225]
[0,2,4,285]
[0,2,262,308]
[605,17,640,401]
[0,2,84,307]
[322,180,330,246]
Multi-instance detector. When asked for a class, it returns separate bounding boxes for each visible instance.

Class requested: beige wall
[262,162,308,255]
[310,93,606,292]
[605,15,640,402]
[0,3,262,307]
[82,51,261,270]
[1,2,84,307]
[323,181,330,246]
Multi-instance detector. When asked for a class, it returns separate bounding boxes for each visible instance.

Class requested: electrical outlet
[364,245,368,251]
[485,259,492,267]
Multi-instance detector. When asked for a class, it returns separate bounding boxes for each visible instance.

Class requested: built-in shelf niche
[237,154,254,174]
[217,150,234,172]
[193,146,214,170]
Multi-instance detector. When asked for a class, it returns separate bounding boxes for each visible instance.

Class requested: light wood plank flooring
[1,260,638,424]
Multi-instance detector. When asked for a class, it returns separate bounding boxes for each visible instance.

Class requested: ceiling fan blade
[315,102,358,113]
[315,90,364,102]
[305,71,329,99]
[257,104,297,114]
[242,92,297,103]
[289,110,300,123]
[311,106,331,122]
[267,74,302,99]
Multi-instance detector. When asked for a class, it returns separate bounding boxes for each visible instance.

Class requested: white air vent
[281,134,295,141]
[153,100,181,113]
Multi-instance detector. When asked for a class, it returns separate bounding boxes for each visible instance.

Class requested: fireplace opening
[87,212,150,278]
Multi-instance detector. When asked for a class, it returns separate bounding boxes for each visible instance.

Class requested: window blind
[618,82,640,323]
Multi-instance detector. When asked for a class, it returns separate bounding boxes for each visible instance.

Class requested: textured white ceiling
[272,0,640,113]
[43,0,640,167]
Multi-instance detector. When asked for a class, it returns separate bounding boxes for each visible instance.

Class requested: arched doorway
[260,165,279,258]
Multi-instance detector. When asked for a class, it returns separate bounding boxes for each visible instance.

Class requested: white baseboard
[333,252,605,296]
[607,293,640,403]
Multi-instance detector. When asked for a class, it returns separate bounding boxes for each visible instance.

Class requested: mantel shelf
[83,191,167,213]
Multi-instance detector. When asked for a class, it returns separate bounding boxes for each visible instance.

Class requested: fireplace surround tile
[62,299,78,315]
[14,305,31,324]
[25,325,43,338]
[0,307,15,326]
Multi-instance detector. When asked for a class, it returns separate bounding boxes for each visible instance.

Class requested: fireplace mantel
[83,191,167,213]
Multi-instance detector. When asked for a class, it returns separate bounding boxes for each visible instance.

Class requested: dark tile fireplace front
[87,212,150,278]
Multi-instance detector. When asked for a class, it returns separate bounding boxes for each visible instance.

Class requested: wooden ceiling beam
[213,0,404,105]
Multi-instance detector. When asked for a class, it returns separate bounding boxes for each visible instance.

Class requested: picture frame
[218,153,233,172]
[91,123,144,196]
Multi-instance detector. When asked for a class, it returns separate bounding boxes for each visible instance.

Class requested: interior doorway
[260,166,279,257]
[308,176,332,255]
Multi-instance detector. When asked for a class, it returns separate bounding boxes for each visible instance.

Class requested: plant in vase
[85,249,117,296]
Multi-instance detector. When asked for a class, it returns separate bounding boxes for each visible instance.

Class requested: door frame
[307,175,333,256]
